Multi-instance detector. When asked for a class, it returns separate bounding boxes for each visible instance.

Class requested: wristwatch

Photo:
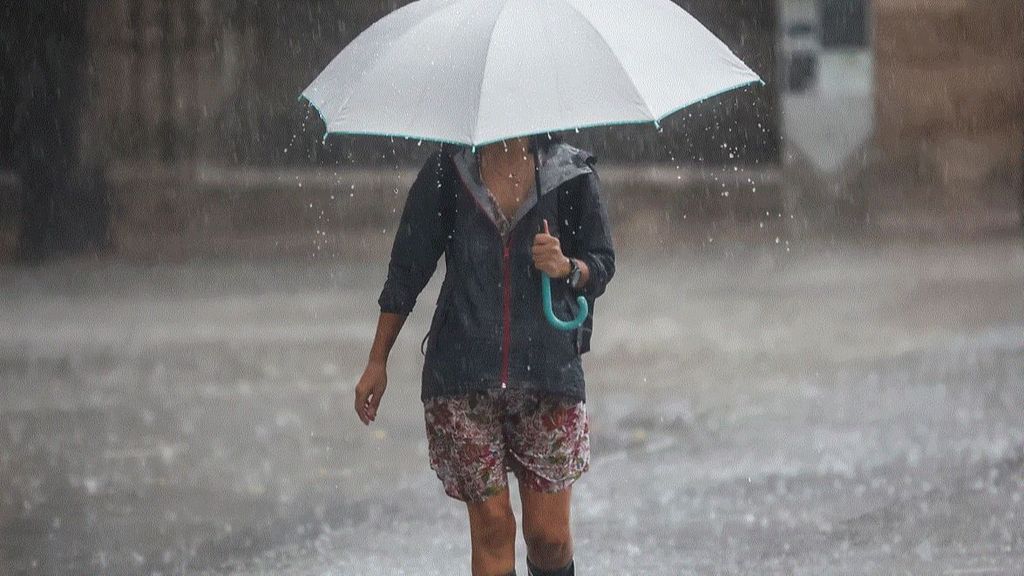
[565,257,582,289]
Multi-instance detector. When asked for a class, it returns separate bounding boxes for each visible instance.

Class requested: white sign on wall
[779,0,874,175]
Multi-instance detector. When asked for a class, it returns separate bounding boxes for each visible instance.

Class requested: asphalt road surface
[2,236,1022,575]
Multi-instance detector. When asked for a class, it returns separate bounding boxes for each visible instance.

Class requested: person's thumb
[542,218,550,235]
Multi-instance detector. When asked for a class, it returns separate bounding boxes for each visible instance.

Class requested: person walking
[354,134,615,576]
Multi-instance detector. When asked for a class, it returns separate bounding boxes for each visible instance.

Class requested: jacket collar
[450,142,595,231]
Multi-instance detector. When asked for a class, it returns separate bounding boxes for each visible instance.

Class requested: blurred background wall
[0,0,1021,262]
[872,0,1023,213]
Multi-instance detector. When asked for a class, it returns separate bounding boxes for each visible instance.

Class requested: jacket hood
[449,141,596,231]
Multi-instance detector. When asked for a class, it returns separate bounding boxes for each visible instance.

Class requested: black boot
[527,557,574,576]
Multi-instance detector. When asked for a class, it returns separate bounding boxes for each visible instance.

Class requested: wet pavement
[1,235,1023,575]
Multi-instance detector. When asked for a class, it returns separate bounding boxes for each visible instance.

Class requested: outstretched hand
[354,360,387,425]
[532,219,571,278]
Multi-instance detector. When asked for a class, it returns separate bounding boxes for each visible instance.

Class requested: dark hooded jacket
[378,138,615,403]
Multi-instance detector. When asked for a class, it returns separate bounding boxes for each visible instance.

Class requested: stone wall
[1,0,777,262]
[14,1,1023,261]
[873,0,1024,210]
[94,162,780,261]
[78,0,778,169]
[82,0,244,166]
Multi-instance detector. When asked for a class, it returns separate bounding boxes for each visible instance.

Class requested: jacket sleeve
[377,151,453,316]
[570,170,615,300]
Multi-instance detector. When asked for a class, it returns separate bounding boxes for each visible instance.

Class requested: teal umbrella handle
[541,273,589,331]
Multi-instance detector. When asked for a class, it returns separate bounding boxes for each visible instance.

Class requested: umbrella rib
[471,0,515,144]
[535,0,569,128]
[557,0,654,121]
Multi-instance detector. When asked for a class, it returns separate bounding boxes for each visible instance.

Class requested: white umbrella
[302,0,762,148]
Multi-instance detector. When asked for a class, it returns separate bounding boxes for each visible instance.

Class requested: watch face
[568,260,581,287]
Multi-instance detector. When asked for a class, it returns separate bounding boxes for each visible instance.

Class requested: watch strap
[566,258,581,289]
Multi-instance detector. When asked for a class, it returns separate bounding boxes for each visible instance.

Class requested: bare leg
[466,487,517,576]
[519,484,574,572]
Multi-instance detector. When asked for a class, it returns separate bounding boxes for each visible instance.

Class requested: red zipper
[500,238,512,389]
[454,166,519,390]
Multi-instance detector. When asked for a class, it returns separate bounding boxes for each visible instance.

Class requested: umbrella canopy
[302,0,762,147]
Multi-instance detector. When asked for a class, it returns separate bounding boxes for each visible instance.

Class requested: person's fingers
[354,386,369,425]
[532,245,562,264]
[531,224,563,274]
[367,385,385,421]
[534,245,559,264]
[533,258,555,275]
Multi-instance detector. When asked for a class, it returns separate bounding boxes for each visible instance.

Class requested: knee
[470,503,516,551]
[523,527,572,567]
[479,515,516,551]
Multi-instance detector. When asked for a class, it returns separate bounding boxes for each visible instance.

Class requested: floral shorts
[423,388,590,503]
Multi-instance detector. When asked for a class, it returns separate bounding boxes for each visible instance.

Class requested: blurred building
[873,0,1022,213]
[778,0,1023,228]
[74,0,776,168]
[0,0,1020,261]
[778,0,875,226]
